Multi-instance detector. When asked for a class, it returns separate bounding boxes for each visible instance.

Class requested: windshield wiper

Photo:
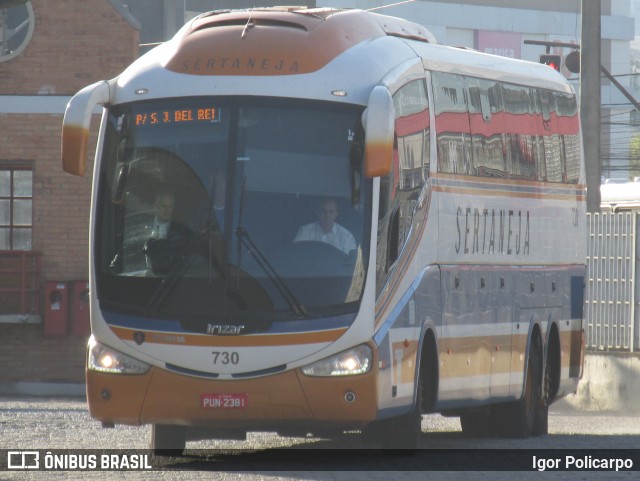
[235,226,308,319]
[234,175,307,318]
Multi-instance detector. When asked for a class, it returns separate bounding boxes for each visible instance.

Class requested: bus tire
[365,374,422,449]
[502,337,543,438]
[534,329,560,436]
[421,332,438,414]
[533,351,552,436]
[533,397,549,436]
[460,409,490,438]
[151,424,187,456]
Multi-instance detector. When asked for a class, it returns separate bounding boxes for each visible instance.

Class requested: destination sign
[134,107,219,127]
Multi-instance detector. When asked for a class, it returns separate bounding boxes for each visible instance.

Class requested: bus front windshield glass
[96,97,371,329]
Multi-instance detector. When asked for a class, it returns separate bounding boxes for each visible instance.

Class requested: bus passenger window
[501,84,537,181]
[539,90,563,182]
[433,72,471,176]
[467,78,505,178]
[393,79,430,189]
[554,92,581,184]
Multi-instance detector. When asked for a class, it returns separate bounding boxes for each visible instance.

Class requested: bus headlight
[301,345,372,377]
[87,337,150,375]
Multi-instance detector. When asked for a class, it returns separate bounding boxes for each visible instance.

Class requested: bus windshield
[95,96,371,329]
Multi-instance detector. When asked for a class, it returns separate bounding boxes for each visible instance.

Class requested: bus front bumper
[86,365,379,430]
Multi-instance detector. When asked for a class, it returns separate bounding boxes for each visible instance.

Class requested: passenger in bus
[293,198,356,255]
[147,189,177,239]
[143,188,193,274]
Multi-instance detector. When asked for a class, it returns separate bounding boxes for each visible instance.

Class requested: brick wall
[0,325,86,383]
[0,115,97,280]
[0,0,139,384]
[0,1,139,96]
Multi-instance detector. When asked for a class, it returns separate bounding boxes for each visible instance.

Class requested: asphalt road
[1,396,639,480]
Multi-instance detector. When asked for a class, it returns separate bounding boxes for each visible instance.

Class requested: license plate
[201,393,248,409]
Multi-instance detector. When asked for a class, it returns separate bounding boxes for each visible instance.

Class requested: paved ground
[1,397,639,480]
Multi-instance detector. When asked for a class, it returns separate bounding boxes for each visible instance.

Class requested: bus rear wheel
[499,338,543,438]
[460,409,491,437]
[534,334,559,436]
[151,424,187,456]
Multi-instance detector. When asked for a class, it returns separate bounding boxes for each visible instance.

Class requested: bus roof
[113,8,573,106]
[163,8,435,77]
[414,42,574,94]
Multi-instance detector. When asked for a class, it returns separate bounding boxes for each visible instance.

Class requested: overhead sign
[475,30,522,59]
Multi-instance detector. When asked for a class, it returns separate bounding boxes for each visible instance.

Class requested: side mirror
[61,80,110,176]
[363,86,395,178]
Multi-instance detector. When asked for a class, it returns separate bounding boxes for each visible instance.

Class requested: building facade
[0,0,138,385]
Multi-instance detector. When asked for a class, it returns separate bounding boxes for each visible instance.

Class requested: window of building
[0,1,35,63]
[0,167,33,250]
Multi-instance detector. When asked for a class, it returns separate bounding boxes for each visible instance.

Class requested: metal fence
[585,212,638,351]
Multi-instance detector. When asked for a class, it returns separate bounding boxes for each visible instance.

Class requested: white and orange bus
[61,7,585,451]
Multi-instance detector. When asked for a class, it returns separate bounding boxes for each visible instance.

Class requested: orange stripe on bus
[432,172,585,190]
[432,185,585,201]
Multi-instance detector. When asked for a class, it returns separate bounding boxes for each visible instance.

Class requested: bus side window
[433,72,471,176]
[531,88,547,182]
[554,92,581,184]
[501,83,537,181]
[376,79,430,296]
[539,90,563,182]
[467,77,506,178]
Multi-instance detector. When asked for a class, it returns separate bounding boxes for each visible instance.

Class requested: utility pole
[582,0,601,212]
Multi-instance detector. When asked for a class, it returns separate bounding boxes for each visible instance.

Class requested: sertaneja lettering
[455,207,530,256]
[182,57,300,73]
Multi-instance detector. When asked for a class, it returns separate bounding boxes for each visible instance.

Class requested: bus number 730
[212,351,240,365]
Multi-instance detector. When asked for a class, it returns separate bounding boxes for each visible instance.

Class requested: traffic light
[539,54,562,72]
[565,50,580,73]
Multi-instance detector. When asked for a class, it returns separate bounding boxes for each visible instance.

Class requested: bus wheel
[502,338,543,438]
[533,352,552,436]
[151,424,187,456]
[460,409,490,438]
[365,376,422,449]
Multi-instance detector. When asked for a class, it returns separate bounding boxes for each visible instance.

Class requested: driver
[293,198,356,255]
